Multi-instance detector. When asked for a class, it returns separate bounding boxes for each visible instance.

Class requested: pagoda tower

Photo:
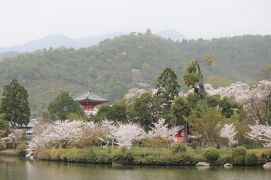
[74,76,109,115]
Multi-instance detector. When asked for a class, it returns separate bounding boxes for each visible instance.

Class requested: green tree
[219,97,241,118]
[96,103,128,123]
[48,92,84,121]
[171,97,191,126]
[204,53,214,66]
[96,105,111,121]
[108,103,127,122]
[129,92,162,131]
[1,79,30,127]
[0,113,9,137]
[183,60,206,99]
[155,68,180,110]
[258,64,271,80]
[205,95,241,118]
[185,107,225,146]
[186,92,201,108]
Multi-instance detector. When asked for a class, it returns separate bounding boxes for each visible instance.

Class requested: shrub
[112,148,134,165]
[170,143,187,154]
[36,148,51,160]
[167,153,196,166]
[16,142,27,156]
[0,140,6,150]
[191,140,198,150]
[245,151,258,165]
[142,137,168,148]
[6,142,16,149]
[254,148,271,164]
[0,119,9,138]
[217,154,232,164]
[69,128,105,148]
[203,148,220,164]
[232,146,246,165]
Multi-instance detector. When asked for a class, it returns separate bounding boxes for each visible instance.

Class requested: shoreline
[32,147,271,167]
[0,149,20,157]
[1,147,271,168]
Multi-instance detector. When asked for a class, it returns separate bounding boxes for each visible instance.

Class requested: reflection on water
[0,157,271,180]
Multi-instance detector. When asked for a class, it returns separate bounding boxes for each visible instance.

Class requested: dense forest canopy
[0,33,270,115]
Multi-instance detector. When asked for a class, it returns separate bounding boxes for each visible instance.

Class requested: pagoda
[74,77,109,115]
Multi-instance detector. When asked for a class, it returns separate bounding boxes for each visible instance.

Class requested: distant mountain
[0,30,189,54]
[158,30,189,41]
[0,32,125,53]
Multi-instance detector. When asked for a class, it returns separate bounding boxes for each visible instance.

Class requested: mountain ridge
[0,30,189,53]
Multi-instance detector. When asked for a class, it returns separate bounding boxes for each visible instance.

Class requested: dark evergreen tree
[1,79,30,127]
[48,91,84,121]
[155,68,180,110]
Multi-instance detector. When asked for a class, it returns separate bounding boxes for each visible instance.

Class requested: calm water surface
[0,157,271,180]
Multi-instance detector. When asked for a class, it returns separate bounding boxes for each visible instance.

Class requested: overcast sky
[0,0,270,47]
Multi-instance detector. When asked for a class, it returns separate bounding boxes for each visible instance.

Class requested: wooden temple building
[74,77,109,115]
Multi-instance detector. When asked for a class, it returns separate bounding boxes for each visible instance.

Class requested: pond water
[0,157,270,180]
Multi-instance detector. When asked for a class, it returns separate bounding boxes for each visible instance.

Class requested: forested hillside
[0,32,270,114]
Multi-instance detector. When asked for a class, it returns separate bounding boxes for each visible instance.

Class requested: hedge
[36,146,271,166]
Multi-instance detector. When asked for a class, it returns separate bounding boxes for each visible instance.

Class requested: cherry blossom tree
[205,80,271,123]
[245,81,271,123]
[26,120,97,158]
[111,123,146,148]
[246,122,271,147]
[7,129,25,142]
[147,119,172,140]
[261,125,271,147]
[219,123,238,147]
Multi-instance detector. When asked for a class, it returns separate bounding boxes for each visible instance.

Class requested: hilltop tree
[155,68,180,110]
[48,92,84,121]
[0,79,30,127]
[258,64,271,80]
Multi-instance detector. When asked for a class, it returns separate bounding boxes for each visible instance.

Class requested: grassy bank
[0,149,20,156]
[36,146,271,166]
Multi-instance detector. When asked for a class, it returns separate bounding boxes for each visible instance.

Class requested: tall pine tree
[155,68,180,110]
[1,79,30,127]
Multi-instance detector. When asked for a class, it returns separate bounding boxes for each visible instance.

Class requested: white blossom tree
[7,129,25,142]
[246,122,271,147]
[205,80,271,123]
[219,123,238,147]
[111,123,146,148]
[26,120,98,158]
[147,119,172,140]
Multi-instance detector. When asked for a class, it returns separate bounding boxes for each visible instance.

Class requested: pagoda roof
[74,91,109,102]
